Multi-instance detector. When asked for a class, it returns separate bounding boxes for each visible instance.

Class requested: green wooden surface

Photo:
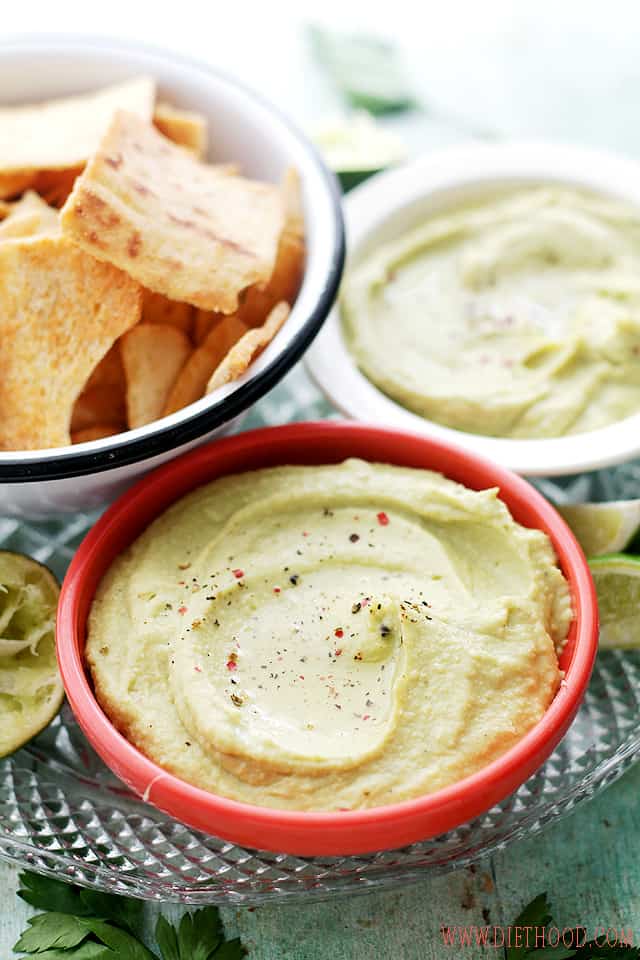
[3,1,640,953]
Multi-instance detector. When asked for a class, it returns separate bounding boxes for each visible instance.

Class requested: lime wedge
[589,554,640,648]
[312,112,406,191]
[0,551,64,757]
[558,500,640,556]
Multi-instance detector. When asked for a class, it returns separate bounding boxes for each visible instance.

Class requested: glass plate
[2,369,640,906]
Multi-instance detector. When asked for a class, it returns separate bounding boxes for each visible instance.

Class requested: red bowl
[57,422,598,856]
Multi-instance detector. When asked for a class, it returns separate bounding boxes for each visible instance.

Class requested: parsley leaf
[19,946,114,960]
[506,894,639,959]
[17,873,86,916]
[77,891,144,938]
[75,919,156,960]
[17,873,143,937]
[213,941,246,960]
[14,871,246,960]
[14,914,91,954]
[154,916,179,960]
[155,907,242,960]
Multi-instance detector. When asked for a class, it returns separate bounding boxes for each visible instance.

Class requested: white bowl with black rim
[0,36,344,517]
[306,141,640,477]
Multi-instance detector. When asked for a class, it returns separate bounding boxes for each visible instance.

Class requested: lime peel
[558,499,640,556]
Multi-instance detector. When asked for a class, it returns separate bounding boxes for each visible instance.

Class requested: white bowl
[0,36,344,516]
[306,141,640,477]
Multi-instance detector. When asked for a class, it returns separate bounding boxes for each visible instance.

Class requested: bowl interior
[0,37,343,469]
[57,422,597,855]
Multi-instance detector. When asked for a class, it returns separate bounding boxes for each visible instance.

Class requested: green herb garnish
[13,871,245,960]
[504,893,638,958]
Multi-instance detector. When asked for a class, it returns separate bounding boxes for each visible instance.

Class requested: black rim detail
[0,37,345,482]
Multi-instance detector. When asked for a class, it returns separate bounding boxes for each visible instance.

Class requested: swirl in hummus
[343,187,640,438]
[87,460,571,811]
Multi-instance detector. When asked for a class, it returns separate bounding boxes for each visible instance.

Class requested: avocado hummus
[87,460,571,810]
[343,187,640,438]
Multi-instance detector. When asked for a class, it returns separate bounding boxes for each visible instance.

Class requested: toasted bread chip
[72,424,121,444]
[71,384,127,433]
[235,168,304,327]
[0,171,35,200]
[60,111,286,313]
[193,308,225,345]
[153,101,207,158]
[121,323,192,428]
[163,313,248,415]
[34,166,84,207]
[281,167,305,241]
[206,302,290,393]
[0,234,141,450]
[0,191,59,239]
[142,289,195,338]
[0,77,155,176]
[83,341,125,393]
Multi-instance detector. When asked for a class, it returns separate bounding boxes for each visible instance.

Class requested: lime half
[589,554,640,649]
[312,112,406,191]
[558,500,640,556]
[0,551,64,756]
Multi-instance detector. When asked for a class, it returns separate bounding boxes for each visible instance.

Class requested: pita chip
[121,323,192,428]
[0,191,59,240]
[72,424,121,444]
[163,313,248,415]
[60,110,285,313]
[0,76,155,176]
[142,289,195,338]
[0,171,35,200]
[207,301,290,393]
[0,234,141,450]
[153,101,207,158]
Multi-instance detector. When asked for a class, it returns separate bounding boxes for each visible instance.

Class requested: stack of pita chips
[0,77,304,451]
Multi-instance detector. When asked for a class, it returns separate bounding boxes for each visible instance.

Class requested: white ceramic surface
[0,36,344,516]
[306,142,640,477]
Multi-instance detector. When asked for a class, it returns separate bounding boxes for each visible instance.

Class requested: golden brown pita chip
[163,313,248,415]
[234,168,304,327]
[0,171,35,200]
[0,76,155,176]
[121,323,192,428]
[60,110,285,313]
[83,342,125,393]
[281,167,304,240]
[34,166,84,207]
[206,302,290,393]
[71,384,127,433]
[0,234,141,450]
[153,101,207,158]
[72,424,121,444]
[0,191,59,239]
[193,308,225,345]
[142,289,195,338]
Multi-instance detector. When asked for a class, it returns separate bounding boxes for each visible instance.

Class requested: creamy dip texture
[343,187,640,438]
[87,460,571,810]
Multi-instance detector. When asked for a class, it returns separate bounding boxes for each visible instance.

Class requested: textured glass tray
[2,369,640,906]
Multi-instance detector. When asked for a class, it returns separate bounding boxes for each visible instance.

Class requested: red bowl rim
[56,421,598,856]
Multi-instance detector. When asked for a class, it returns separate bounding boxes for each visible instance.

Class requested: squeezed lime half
[558,499,640,557]
[0,551,64,756]
[589,554,640,649]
